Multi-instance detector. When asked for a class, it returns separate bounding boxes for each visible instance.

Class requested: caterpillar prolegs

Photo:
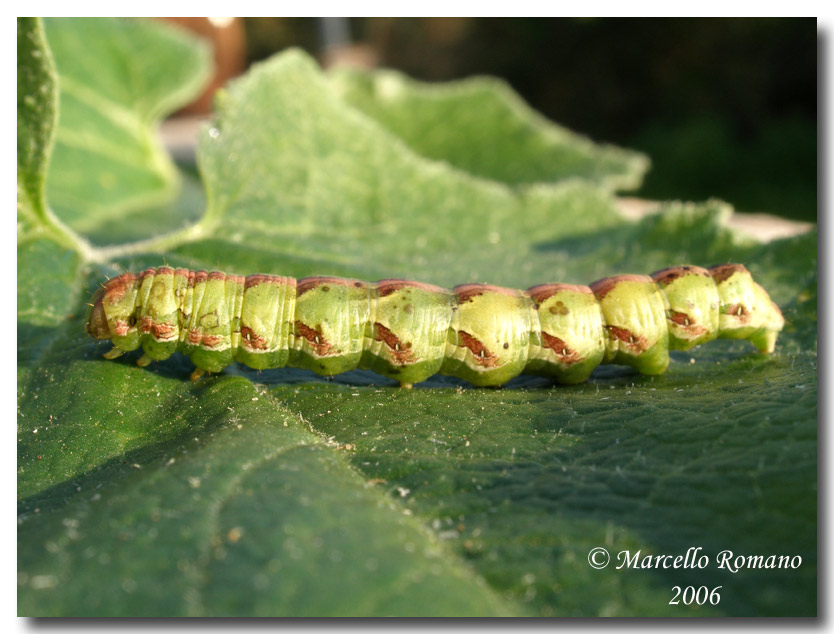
[86,265,785,387]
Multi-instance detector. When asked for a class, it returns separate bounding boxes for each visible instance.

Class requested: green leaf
[17,17,84,373]
[18,22,816,618]
[43,18,211,238]
[330,67,650,191]
[17,17,57,224]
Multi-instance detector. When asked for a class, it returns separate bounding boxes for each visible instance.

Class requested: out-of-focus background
[161,17,817,223]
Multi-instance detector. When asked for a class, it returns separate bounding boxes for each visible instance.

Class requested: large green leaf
[17,18,816,617]
[329,67,650,191]
[43,17,211,238]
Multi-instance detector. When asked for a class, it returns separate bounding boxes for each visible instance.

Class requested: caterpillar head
[85,287,111,340]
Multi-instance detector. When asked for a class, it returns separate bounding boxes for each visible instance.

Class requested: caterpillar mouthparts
[86,264,784,387]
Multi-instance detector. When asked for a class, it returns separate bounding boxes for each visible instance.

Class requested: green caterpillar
[86,265,784,387]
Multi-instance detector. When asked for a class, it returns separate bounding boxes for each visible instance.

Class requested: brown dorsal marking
[457,331,499,368]
[651,265,711,286]
[295,321,334,356]
[377,279,449,297]
[241,326,269,350]
[590,274,653,300]
[709,264,749,284]
[540,332,583,365]
[297,276,360,296]
[605,325,649,353]
[454,284,521,303]
[245,274,295,289]
[527,283,592,304]
[103,273,137,303]
[374,323,416,364]
[668,311,708,336]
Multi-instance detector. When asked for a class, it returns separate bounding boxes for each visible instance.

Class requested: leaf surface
[17,19,817,617]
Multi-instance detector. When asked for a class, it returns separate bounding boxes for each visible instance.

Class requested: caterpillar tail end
[750,329,781,355]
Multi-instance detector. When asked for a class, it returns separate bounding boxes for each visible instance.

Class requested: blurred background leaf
[329,67,649,190]
[245,17,817,222]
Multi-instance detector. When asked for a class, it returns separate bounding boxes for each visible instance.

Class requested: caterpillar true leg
[86,265,785,387]
[103,347,125,360]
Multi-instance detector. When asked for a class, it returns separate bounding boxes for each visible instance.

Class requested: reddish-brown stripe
[605,325,649,353]
[457,331,499,368]
[541,332,583,365]
[724,304,752,323]
[151,322,176,339]
[295,321,334,356]
[374,323,416,364]
[668,311,708,336]
[201,334,223,348]
[241,326,269,350]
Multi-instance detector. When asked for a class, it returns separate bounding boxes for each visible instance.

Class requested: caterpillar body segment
[86,264,785,387]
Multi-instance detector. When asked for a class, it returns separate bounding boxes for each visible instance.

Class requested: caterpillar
[85,265,784,387]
